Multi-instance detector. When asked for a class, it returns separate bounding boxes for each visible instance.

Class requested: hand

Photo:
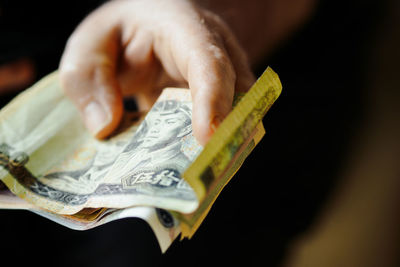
[59,0,255,145]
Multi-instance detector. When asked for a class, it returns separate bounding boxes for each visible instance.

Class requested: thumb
[59,12,123,139]
[60,64,123,139]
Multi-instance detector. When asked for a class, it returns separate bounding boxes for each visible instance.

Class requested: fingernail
[210,115,222,134]
[83,101,110,135]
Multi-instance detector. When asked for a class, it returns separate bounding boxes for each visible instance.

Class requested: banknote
[32,207,180,253]
[0,73,201,215]
[0,182,179,252]
[0,66,281,241]
[179,67,282,238]
[0,181,38,210]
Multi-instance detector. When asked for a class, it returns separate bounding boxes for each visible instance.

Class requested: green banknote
[179,67,282,237]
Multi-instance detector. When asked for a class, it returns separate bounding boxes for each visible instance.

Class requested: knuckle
[59,62,95,104]
[200,9,228,29]
[207,43,227,62]
[59,65,81,94]
[211,53,236,83]
[59,64,96,108]
[60,58,113,92]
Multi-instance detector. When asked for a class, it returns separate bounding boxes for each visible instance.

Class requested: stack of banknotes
[0,67,281,252]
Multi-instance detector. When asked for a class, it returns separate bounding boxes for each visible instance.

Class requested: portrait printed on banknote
[118,99,201,194]
[12,94,201,209]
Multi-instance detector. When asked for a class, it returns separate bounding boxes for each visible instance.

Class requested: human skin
[58,0,316,145]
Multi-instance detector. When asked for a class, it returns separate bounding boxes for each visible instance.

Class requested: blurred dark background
[0,0,397,266]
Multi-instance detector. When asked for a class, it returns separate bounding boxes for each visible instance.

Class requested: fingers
[117,28,165,111]
[164,10,255,145]
[59,0,255,146]
[187,43,236,145]
[59,7,123,139]
[213,13,256,93]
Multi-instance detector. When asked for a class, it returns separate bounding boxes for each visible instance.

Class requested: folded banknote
[0,67,281,249]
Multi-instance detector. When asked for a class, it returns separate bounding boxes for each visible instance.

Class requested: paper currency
[179,67,282,238]
[0,181,38,210]
[0,73,201,215]
[0,185,178,253]
[0,73,194,252]
[32,207,180,253]
[0,67,282,248]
